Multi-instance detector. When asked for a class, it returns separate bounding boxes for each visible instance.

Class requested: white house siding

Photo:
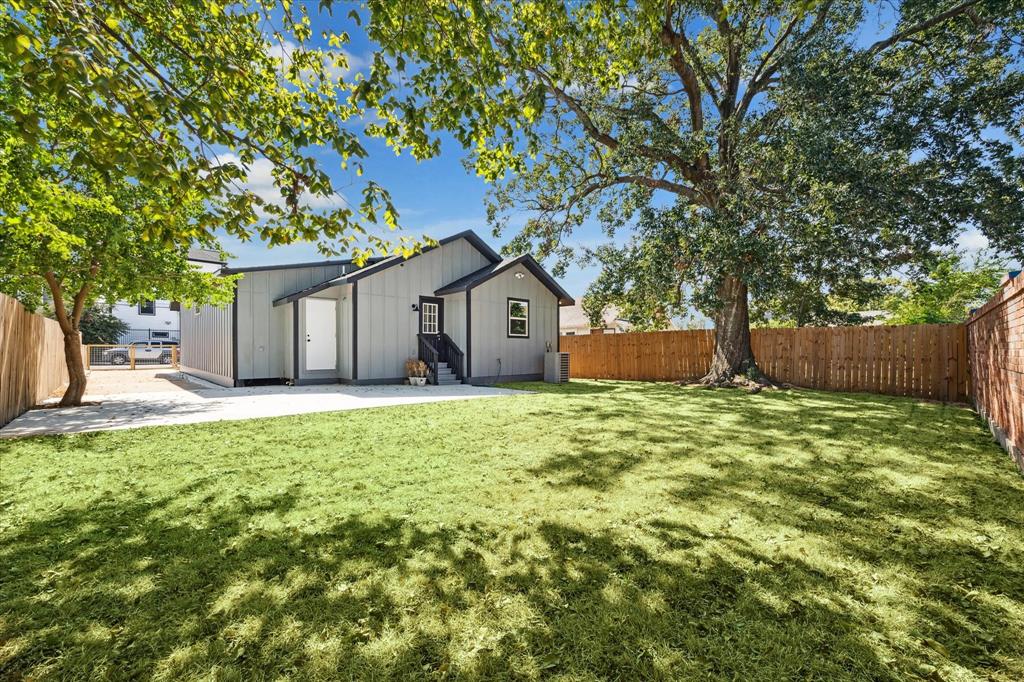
[179,302,233,386]
[234,264,349,381]
[355,238,491,381]
[469,269,558,382]
[281,303,294,380]
[337,284,353,380]
[443,292,467,351]
[109,300,180,341]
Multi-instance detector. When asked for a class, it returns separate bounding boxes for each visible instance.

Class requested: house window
[508,298,529,338]
[421,302,439,334]
[138,300,156,316]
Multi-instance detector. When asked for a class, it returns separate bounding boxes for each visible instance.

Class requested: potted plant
[405,358,428,386]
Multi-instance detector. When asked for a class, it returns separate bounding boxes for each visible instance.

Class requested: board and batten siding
[356,238,491,380]
[337,284,353,380]
[179,302,233,386]
[234,264,350,381]
[469,268,558,381]
[443,292,468,352]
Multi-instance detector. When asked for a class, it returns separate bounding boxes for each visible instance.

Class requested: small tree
[880,253,1007,325]
[76,305,130,345]
[0,166,236,405]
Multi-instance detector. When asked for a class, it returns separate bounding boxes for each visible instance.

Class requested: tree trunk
[43,270,93,407]
[700,274,763,386]
[59,330,87,407]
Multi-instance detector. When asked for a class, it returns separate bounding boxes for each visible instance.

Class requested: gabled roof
[222,256,385,275]
[343,230,501,283]
[434,254,575,306]
[271,230,503,306]
[187,248,226,265]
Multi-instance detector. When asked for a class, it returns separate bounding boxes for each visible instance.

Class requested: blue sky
[218,5,1018,301]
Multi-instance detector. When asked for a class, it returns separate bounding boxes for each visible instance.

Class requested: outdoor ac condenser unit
[544,352,570,383]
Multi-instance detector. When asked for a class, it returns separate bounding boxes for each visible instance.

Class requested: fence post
[129,344,136,370]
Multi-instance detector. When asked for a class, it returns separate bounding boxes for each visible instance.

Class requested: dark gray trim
[349,377,408,385]
[556,305,561,352]
[468,373,542,385]
[465,288,472,379]
[273,277,344,307]
[292,300,300,381]
[507,297,530,339]
[222,257,384,275]
[230,287,239,387]
[351,281,359,381]
[345,230,501,284]
[294,377,343,386]
[434,254,575,306]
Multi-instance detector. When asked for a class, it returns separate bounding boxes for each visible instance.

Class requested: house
[559,302,632,336]
[107,248,226,343]
[180,231,575,387]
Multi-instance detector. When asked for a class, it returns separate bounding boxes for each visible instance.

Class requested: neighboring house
[180,230,575,387]
[559,303,632,335]
[108,299,181,342]
[107,248,226,343]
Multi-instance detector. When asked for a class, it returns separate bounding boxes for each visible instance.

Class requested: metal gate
[84,343,179,370]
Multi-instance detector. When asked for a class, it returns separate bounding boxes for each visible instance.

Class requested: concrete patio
[0,373,528,438]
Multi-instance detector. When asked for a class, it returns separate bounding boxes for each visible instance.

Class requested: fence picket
[0,293,72,426]
[560,324,971,401]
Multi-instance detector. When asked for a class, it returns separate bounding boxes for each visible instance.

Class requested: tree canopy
[354,0,1024,383]
[0,154,237,404]
[0,0,427,259]
[879,251,1009,325]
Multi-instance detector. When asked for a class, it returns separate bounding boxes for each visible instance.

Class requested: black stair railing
[417,334,440,385]
[418,333,466,384]
[440,334,465,382]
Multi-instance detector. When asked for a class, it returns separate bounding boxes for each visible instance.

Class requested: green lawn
[1,382,1022,681]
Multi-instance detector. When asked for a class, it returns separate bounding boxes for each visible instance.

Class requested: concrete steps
[432,362,462,385]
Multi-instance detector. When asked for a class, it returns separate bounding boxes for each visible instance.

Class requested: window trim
[138,300,156,316]
[418,295,444,337]
[507,297,530,339]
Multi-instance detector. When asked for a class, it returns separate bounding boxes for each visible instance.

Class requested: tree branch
[867,0,982,54]
[43,271,73,335]
[737,1,835,122]
[529,67,704,182]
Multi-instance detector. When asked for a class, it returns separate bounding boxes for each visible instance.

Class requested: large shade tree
[354,0,1024,385]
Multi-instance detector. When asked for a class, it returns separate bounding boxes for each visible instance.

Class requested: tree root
[678,361,786,394]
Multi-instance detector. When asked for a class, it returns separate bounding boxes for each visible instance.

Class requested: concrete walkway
[1,380,528,438]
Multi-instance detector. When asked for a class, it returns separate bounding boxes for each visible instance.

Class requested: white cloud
[957,229,990,252]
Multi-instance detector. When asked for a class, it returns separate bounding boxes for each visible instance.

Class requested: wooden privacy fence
[0,292,71,427]
[966,275,1023,470]
[561,324,969,402]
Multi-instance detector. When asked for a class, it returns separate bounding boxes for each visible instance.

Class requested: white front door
[305,298,337,371]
